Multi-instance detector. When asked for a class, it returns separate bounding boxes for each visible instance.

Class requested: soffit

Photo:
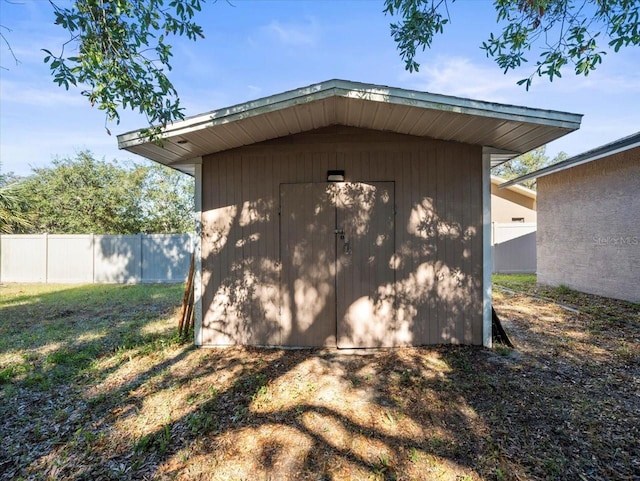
[117,80,582,175]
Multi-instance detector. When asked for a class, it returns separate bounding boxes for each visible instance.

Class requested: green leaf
[45,0,207,137]
[387,0,640,89]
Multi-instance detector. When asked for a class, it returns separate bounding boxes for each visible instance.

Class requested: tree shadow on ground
[67,346,494,480]
[2,285,638,480]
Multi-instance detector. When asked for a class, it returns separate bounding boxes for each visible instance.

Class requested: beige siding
[336,182,396,348]
[280,183,337,347]
[491,184,537,223]
[201,126,484,346]
[537,147,640,303]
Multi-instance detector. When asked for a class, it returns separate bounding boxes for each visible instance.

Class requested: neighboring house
[490,175,537,223]
[500,131,639,303]
[490,175,538,274]
[118,80,581,347]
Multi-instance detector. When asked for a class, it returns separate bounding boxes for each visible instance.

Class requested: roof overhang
[117,79,582,175]
[499,131,640,189]
[491,175,536,199]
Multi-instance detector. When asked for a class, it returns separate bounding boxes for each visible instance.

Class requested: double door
[280,182,395,347]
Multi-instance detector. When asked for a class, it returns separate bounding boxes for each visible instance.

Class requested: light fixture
[327,170,345,182]
[176,138,188,144]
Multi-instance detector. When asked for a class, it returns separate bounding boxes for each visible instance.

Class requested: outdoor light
[327,170,345,182]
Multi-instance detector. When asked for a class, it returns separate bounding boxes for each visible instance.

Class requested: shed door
[280,183,337,347]
[336,182,395,348]
[280,182,395,348]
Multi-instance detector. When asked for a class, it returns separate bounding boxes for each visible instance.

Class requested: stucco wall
[490,184,537,223]
[537,147,639,303]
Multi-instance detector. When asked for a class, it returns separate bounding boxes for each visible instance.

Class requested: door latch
[335,228,345,240]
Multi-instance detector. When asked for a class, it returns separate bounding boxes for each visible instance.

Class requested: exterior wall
[490,183,537,223]
[537,147,640,303]
[201,126,484,347]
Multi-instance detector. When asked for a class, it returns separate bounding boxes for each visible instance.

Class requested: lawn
[0,280,638,480]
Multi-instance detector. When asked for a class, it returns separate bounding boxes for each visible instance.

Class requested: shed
[500,132,639,303]
[118,80,581,347]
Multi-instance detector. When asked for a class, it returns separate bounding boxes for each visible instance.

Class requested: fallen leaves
[1,283,639,480]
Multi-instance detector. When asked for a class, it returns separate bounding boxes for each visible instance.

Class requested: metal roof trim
[333,83,582,129]
[118,79,582,150]
[499,131,640,189]
[491,175,537,199]
[117,85,339,149]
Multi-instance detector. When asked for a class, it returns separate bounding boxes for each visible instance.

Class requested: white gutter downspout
[482,151,493,348]
[193,158,203,346]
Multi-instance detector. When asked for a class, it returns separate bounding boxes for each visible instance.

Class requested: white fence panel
[0,234,193,284]
[1,235,47,282]
[94,235,142,283]
[492,222,537,274]
[47,235,94,283]
[142,234,192,283]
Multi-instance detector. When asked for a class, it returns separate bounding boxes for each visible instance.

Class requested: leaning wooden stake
[183,280,195,338]
[178,253,195,338]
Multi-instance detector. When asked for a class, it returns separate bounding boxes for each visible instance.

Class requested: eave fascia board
[117,79,583,150]
[491,175,537,199]
[117,83,339,149]
[484,146,522,166]
[335,82,582,130]
[499,131,640,189]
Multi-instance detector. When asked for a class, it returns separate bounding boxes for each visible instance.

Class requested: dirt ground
[1,286,638,480]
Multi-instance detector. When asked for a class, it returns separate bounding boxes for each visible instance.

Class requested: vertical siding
[336,181,395,347]
[281,183,337,346]
[201,126,483,346]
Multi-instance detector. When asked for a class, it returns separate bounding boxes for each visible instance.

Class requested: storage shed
[500,132,639,303]
[118,80,581,347]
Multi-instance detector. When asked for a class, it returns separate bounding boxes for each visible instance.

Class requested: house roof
[117,79,582,175]
[499,131,640,189]
[491,175,536,200]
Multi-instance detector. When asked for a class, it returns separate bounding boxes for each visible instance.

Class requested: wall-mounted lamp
[327,170,345,182]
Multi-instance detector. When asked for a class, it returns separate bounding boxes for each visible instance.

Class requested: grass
[492,273,537,292]
[1,280,639,480]
[493,273,639,326]
[0,283,185,388]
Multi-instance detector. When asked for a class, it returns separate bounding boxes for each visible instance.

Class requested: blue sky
[1,0,639,176]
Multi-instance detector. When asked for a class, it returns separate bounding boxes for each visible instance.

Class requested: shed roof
[117,79,582,175]
[499,131,640,189]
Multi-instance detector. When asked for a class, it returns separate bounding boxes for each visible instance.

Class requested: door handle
[343,240,351,255]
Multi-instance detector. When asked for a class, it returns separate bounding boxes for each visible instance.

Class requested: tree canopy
[8,151,194,235]
[44,0,205,137]
[493,146,567,190]
[384,0,640,88]
[0,174,32,234]
[3,1,638,135]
